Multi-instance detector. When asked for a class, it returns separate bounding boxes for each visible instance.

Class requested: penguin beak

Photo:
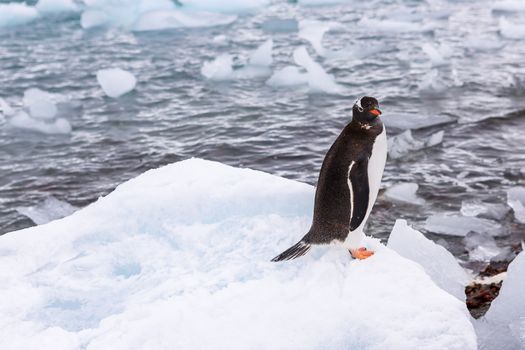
[370,108,382,116]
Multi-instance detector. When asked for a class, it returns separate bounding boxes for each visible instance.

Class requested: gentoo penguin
[272,96,387,261]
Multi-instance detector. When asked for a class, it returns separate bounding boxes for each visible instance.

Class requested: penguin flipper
[271,241,311,262]
[348,158,370,231]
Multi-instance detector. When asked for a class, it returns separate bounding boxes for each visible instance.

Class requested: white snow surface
[0,3,39,28]
[507,187,525,224]
[96,68,137,98]
[0,159,477,350]
[384,183,425,205]
[387,220,470,301]
[475,251,525,350]
[16,196,77,225]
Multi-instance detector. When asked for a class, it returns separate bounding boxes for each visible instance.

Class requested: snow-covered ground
[0,159,481,350]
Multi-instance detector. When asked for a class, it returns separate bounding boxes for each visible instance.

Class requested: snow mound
[0,3,39,28]
[499,17,525,40]
[9,110,72,135]
[133,10,236,31]
[384,183,425,205]
[16,196,77,225]
[388,129,444,159]
[383,113,455,130]
[0,159,476,350]
[476,251,525,350]
[96,68,137,98]
[425,214,504,237]
[507,187,525,223]
[387,220,469,301]
[36,0,78,14]
[292,46,345,94]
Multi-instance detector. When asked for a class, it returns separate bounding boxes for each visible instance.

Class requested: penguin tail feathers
[271,241,311,262]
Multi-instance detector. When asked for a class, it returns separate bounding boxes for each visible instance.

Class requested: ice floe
[36,0,79,14]
[384,183,425,205]
[0,3,39,28]
[425,214,503,237]
[387,129,444,159]
[357,17,435,34]
[266,66,309,87]
[298,20,341,57]
[261,18,298,33]
[475,251,525,350]
[383,113,455,130]
[96,68,137,98]
[464,233,510,262]
[16,196,77,225]
[0,159,477,350]
[388,219,469,301]
[499,17,525,40]
[23,88,58,120]
[507,187,525,224]
[0,97,15,117]
[460,199,510,221]
[464,35,505,51]
[422,43,452,67]
[180,0,270,13]
[201,54,234,81]
[9,110,72,135]
[492,0,525,13]
[133,10,237,31]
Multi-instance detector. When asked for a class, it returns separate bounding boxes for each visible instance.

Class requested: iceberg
[0,3,39,28]
[384,183,425,205]
[507,187,525,223]
[0,159,476,350]
[387,129,444,160]
[387,220,470,301]
[16,196,77,225]
[96,68,137,98]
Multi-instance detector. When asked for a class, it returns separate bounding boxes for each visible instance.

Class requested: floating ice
[266,66,309,87]
[96,68,137,98]
[80,10,110,29]
[0,159,477,349]
[507,187,525,223]
[384,183,425,205]
[0,97,14,117]
[388,129,444,160]
[492,0,525,13]
[16,196,77,225]
[422,43,451,67]
[293,46,345,94]
[298,0,349,5]
[499,17,525,40]
[0,3,39,28]
[201,54,234,81]
[298,20,342,57]
[23,88,57,120]
[383,113,455,131]
[418,69,447,95]
[387,219,469,301]
[133,10,237,31]
[463,233,509,262]
[9,110,72,135]
[460,199,510,221]
[358,17,435,34]
[248,39,273,67]
[261,18,298,33]
[425,214,503,237]
[36,0,78,14]
[464,35,505,51]
[180,0,270,13]
[476,251,525,350]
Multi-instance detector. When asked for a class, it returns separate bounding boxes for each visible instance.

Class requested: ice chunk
[201,54,234,81]
[0,3,39,28]
[384,183,425,205]
[36,0,78,14]
[266,66,309,87]
[422,43,451,67]
[9,110,72,135]
[180,0,270,13]
[383,113,455,130]
[248,39,273,66]
[133,10,237,31]
[418,69,447,95]
[16,196,77,225]
[499,17,525,39]
[81,10,110,29]
[298,20,342,57]
[0,159,477,349]
[261,18,298,33]
[293,46,345,94]
[298,0,349,5]
[387,219,469,301]
[492,0,525,12]
[0,97,15,117]
[23,88,57,120]
[463,233,510,262]
[465,35,505,51]
[357,17,435,34]
[476,251,525,350]
[425,214,503,237]
[507,187,525,223]
[96,68,137,98]
[460,200,510,221]
[388,129,444,160]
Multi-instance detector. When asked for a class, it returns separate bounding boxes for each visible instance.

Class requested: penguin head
[352,96,382,124]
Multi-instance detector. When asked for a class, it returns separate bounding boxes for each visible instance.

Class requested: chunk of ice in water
[387,129,444,159]
[425,214,504,237]
[133,10,237,31]
[418,69,447,95]
[16,196,77,225]
[180,0,270,13]
[460,200,510,221]
[0,97,14,117]
[383,113,455,131]
[293,46,345,94]
[358,17,435,33]
[464,233,510,262]
[266,66,309,87]
[298,20,342,57]
[81,10,110,29]
[9,110,72,135]
[23,88,57,120]
[261,18,298,33]
[387,219,469,301]
[384,183,425,205]
[0,3,38,28]
[201,54,234,81]
[507,187,525,223]
[422,43,451,67]
[36,0,78,14]
[96,68,137,98]
[248,39,273,67]
[492,0,525,13]
[499,17,525,40]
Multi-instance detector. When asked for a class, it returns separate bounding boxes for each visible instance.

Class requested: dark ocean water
[1,0,524,268]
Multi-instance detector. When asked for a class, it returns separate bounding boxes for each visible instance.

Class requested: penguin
[272,96,387,261]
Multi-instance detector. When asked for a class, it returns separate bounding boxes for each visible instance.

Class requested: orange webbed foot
[350,247,374,260]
